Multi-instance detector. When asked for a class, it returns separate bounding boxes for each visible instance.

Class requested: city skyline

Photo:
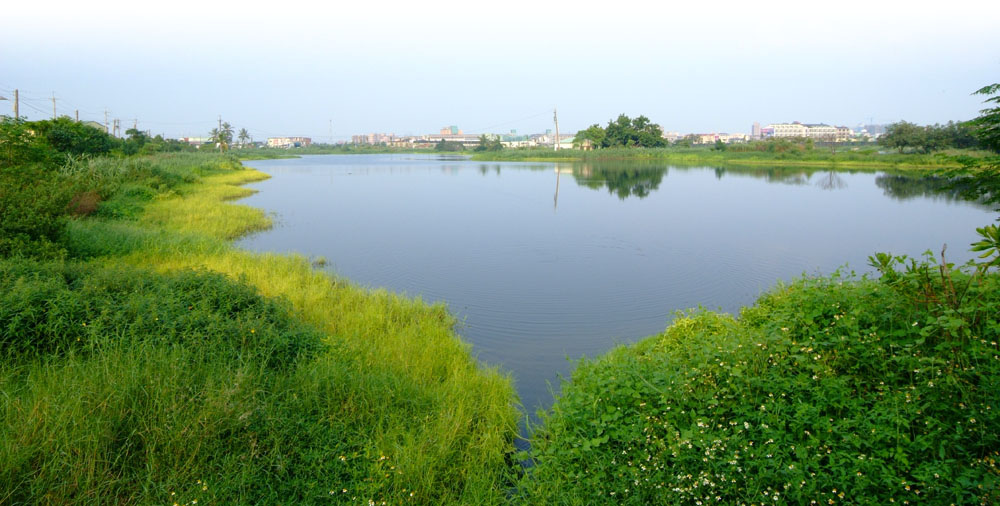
[3,0,998,141]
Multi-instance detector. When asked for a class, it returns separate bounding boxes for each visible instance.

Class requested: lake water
[238,154,994,416]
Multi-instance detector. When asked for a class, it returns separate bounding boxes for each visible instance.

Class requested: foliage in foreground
[521,247,1000,505]
[0,260,342,502]
[0,151,519,504]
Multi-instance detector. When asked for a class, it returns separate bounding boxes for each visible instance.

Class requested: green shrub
[0,166,74,259]
[31,117,117,156]
[521,260,1000,505]
[0,259,324,368]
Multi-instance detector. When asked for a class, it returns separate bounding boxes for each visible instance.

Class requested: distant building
[352,133,396,145]
[769,122,809,138]
[752,122,761,139]
[662,131,682,143]
[181,136,210,147]
[82,121,107,133]
[558,136,577,150]
[692,133,750,144]
[766,122,851,142]
[267,136,312,148]
[440,126,462,135]
[424,133,481,146]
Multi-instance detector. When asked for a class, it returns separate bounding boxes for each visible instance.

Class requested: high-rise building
[752,122,761,139]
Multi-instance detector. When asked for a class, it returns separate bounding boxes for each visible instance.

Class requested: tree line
[877,120,979,153]
[574,114,667,148]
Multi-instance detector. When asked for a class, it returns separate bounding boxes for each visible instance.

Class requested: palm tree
[210,122,235,151]
[220,122,234,151]
[238,128,250,148]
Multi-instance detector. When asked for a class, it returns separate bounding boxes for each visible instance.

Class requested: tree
[434,140,464,152]
[971,83,1000,154]
[122,128,149,155]
[210,122,234,151]
[1,117,54,168]
[574,124,606,148]
[940,83,1000,215]
[879,121,928,153]
[601,114,666,148]
[474,134,503,152]
[942,120,978,149]
[31,117,117,156]
[238,128,250,148]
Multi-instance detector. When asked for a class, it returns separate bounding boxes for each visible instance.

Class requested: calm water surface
[238,154,993,415]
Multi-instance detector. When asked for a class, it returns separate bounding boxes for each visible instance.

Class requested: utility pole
[104,109,109,133]
[75,110,79,122]
[553,107,560,151]
[13,89,18,118]
[133,118,138,131]
[51,93,57,119]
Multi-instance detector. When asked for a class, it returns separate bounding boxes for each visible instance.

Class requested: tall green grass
[1,152,519,504]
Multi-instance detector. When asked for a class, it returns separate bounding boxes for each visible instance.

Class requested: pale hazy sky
[2,0,999,141]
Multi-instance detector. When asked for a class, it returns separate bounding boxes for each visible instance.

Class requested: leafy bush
[0,165,74,259]
[0,259,324,368]
[521,252,1000,504]
[31,117,117,156]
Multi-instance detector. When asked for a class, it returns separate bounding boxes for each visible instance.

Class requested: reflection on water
[815,171,848,191]
[237,154,994,422]
[875,174,988,205]
[571,162,668,199]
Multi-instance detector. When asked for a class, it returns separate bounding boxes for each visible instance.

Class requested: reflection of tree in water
[875,174,980,204]
[706,166,811,185]
[815,171,847,191]
[572,163,668,200]
[477,164,502,176]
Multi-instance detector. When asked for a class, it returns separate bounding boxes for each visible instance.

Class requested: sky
[2,0,999,141]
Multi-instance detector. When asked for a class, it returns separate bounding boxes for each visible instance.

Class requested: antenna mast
[553,107,560,151]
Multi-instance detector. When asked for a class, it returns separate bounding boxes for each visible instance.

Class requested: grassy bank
[518,252,1000,504]
[471,147,982,169]
[1,152,518,504]
[6,143,1000,504]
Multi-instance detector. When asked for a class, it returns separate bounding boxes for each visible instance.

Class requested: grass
[1,152,519,504]
[6,148,999,504]
[471,146,984,170]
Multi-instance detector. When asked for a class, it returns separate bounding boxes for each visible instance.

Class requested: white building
[266,136,312,148]
[766,122,851,142]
